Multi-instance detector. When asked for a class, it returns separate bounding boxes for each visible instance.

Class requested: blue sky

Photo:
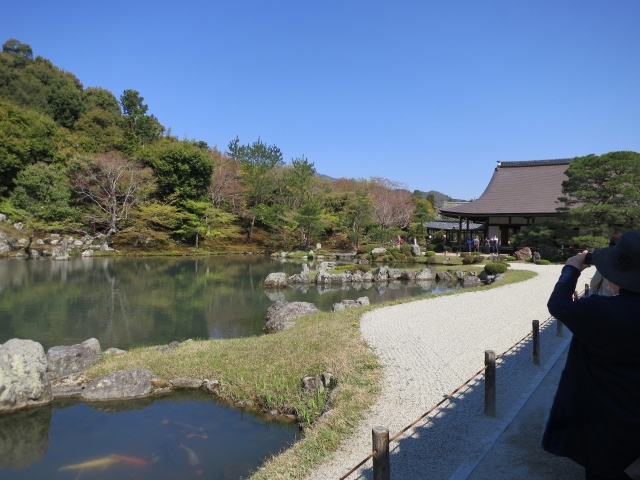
[3,1,639,199]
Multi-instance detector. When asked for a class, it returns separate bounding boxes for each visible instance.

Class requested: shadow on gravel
[350,319,584,480]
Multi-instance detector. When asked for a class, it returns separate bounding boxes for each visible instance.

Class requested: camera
[584,252,593,265]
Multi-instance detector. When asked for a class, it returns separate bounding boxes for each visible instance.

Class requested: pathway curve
[305,263,592,480]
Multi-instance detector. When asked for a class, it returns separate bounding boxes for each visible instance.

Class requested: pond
[0,390,298,479]
[0,255,455,350]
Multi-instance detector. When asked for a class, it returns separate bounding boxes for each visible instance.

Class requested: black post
[532,320,540,365]
[372,426,390,480]
[484,350,496,416]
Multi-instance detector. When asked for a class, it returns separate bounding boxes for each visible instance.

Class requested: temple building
[437,158,572,252]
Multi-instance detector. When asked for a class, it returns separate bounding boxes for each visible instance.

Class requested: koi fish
[179,444,201,466]
[59,456,120,471]
[111,454,147,467]
[186,433,208,440]
[162,419,204,433]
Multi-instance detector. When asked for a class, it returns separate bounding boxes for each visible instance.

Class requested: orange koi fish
[59,456,119,471]
[162,419,204,432]
[186,433,208,440]
[110,454,148,467]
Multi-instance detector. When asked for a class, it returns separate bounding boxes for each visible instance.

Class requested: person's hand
[566,250,591,271]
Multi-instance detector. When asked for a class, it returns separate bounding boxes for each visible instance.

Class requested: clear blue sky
[3,1,639,199]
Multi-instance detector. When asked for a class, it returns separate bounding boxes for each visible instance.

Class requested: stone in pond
[46,338,101,379]
[81,369,157,401]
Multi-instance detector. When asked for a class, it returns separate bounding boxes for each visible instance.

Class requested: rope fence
[339,284,590,480]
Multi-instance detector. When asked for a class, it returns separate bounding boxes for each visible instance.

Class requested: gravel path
[305,263,592,480]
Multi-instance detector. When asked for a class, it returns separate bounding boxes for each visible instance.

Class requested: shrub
[400,244,412,256]
[535,259,551,265]
[387,246,400,254]
[462,254,475,265]
[484,262,508,275]
[425,251,436,257]
[473,255,484,264]
[334,263,371,272]
[427,243,436,251]
[427,256,439,264]
[550,255,565,263]
[506,256,517,261]
[357,244,377,255]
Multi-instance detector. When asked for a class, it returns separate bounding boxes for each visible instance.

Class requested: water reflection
[0,391,298,480]
[0,257,455,350]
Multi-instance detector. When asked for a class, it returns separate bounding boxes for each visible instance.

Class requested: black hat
[593,230,640,293]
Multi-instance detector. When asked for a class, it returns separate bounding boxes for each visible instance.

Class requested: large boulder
[416,267,436,280]
[263,272,288,288]
[264,301,318,334]
[0,339,53,413]
[332,296,370,311]
[514,247,532,261]
[462,276,483,288]
[317,261,336,271]
[437,271,454,283]
[46,338,102,379]
[288,273,312,284]
[81,369,157,401]
[387,269,401,280]
[371,247,387,255]
[411,244,421,257]
[372,266,389,282]
[52,238,69,261]
[400,270,416,280]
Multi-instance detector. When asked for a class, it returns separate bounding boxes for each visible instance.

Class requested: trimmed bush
[535,259,551,265]
[506,255,517,261]
[400,244,412,256]
[334,263,371,272]
[425,251,436,257]
[387,246,400,254]
[484,262,508,275]
[462,254,475,265]
[427,256,439,264]
[357,244,378,255]
[427,243,436,251]
[473,255,484,264]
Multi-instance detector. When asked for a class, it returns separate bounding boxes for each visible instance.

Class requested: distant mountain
[413,190,465,207]
[315,173,337,182]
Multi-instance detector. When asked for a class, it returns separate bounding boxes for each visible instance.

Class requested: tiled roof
[439,159,572,217]
[424,220,484,230]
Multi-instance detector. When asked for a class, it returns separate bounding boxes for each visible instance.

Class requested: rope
[338,285,588,479]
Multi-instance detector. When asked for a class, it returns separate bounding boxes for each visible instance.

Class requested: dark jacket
[543,265,640,476]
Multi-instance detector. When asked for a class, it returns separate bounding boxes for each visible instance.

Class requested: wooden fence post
[372,426,390,480]
[532,320,540,365]
[484,350,496,417]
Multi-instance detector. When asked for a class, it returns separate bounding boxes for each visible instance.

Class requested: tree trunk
[195,231,199,249]
[248,215,255,243]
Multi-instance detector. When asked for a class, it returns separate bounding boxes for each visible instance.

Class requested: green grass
[84,267,536,479]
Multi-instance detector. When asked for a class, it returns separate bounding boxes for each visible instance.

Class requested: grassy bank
[85,267,536,479]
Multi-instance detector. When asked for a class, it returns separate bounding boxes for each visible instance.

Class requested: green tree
[46,82,85,128]
[149,142,214,202]
[558,151,640,244]
[10,162,76,222]
[293,201,323,249]
[227,136,283,242]
[120,89,149,131]
[2,39,33,59]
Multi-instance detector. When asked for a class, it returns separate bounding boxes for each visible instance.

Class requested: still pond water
[0,390,298,479]
[0,255,454,350]
[0,255,453,478]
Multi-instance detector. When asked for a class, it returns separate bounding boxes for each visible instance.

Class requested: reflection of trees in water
[0,405,51,469]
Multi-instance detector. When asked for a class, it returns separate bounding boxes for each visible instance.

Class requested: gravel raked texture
[305,263,593,480]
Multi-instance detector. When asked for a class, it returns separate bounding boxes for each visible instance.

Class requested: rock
[514,247,532,261]
[0,214,6,222]
[16,238,26,246]
[493,273,506,283]
[0,405,51,469]
[51,385,83,397]
[316,243,321,250]
[171,378,203,389]
[46,338,101,379]
[73,240,83,246]
[318,261,336,271]
[371,247,387,255]
[332,296,370,311]
[151,379,170,388]
[462,276,483,288]
[13,222,23,231]
[301,374,324,392]
[454,270,467,280]
[202,379,220,392]
[321,372,333,387]
[157,341,180,352]
[81,369,157,401]
[263,301,318,334]
[263,272,288,288]
[387,269,401,280]
[0,242,8,255]
[411,244,421,257]
[478,271,489,282]
[50,234,60,240]
[35,239,44,245]
[400,270,417,280]
[372,266,389,281]
[362,272,373,282]
[29,249,40,259]
[437,271,454,283]
[152,387,172,396]
[50,239,59,245]
[103,347,125,355]
[532,251,541,262]
[52,238,69,261]
[81,249,94,258]
[301,263,310,274]
[287,273,312,284]
[416,267,436,280]
[0,339,53,413]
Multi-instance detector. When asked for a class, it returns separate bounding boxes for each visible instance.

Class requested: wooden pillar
[372,426,390,480]
[458,217,462,255]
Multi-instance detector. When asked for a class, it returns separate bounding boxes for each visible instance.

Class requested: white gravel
[305,263,593,480]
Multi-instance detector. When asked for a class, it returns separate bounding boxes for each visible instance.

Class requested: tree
[46,83,85,128]
[558,151,640,244]
[149,142,214,202]
[120,89,148,131]
[2,39,33,59]
[369,177,414,239]
[70,154,154,241]
[227,137,284,242]
[208,150,243,209]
